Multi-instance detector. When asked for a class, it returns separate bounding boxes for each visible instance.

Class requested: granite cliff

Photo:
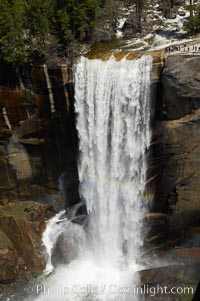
[0,62,80,298]
[1,54,200,299]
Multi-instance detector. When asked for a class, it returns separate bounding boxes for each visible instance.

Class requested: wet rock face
[138,261,197,300]
[0,62,79,207]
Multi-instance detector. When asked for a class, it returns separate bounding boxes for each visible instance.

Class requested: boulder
[93,29,112,43]
[178,11,186,16]
[122,15,138,36]
[167,13,177,19]
[175,0,186,4]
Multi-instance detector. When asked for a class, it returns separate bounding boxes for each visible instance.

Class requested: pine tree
[0,0,27,63]
[0,0,115,63]
[184,3,200,34]
[24,0,55,62]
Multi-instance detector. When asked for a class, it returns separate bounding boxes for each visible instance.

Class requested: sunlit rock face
[162,55,200,120]
[153,55,200,212]
[150,55,200,262]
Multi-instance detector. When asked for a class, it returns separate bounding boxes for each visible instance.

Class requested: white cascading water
[42,210,66,275]
[32,55,152,301]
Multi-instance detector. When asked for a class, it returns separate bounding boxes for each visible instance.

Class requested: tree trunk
[190,0,193,18]
[136,0,142,33]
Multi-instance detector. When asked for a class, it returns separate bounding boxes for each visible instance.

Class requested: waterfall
[32,55,152,301]
[75,56,152,265]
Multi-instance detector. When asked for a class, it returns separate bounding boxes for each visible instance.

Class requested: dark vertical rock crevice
[59,80,81,210]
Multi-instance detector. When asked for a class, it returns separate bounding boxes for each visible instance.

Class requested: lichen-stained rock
[0,229,18,282]
[0,200,56,299]
[162,55,200,120]
[0,201,54,273]
[0,217,44,272]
